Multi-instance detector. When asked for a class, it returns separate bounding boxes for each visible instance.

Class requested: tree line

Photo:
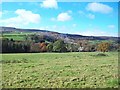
[1,36,119,53]
[2,39,120,53]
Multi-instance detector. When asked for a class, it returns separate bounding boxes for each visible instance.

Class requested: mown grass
[1,52,118,88]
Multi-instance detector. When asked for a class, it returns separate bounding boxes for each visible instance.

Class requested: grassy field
[2,34,26,41]
[1,52,118,88]
[2,32,34,41]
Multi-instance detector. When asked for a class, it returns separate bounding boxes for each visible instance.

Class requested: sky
[0,0,118,37]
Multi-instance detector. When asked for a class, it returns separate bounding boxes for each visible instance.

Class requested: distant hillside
[0,26,118,41]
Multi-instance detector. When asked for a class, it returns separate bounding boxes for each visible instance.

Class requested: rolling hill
[0,26,118,42]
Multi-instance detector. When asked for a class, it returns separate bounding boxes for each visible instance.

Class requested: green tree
[53,40,67,52]
[67,43,79,52]
[47,43,53,52]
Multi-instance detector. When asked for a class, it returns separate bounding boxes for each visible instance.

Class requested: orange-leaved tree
[39,42,47,52]
[97,42,110,52]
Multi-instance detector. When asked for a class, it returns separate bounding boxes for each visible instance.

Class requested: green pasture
[2,32,34,41]
[1,52,118,88]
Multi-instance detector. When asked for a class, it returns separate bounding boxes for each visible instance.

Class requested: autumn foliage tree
[39,42,47,52]
[97,42,110,52]
[30,42,47,52]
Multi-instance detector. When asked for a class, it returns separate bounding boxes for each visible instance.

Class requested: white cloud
[15,9,40,24]
[51,11,72,22]
[108,25,115,29]
[0,9,41,27]
[87,13,95,19]
[86,2,113,14]
[40,0,58,9]
[57,12,71,21]
[80,30,106,36]
[77,29,117,37]
[78,10,95,19]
